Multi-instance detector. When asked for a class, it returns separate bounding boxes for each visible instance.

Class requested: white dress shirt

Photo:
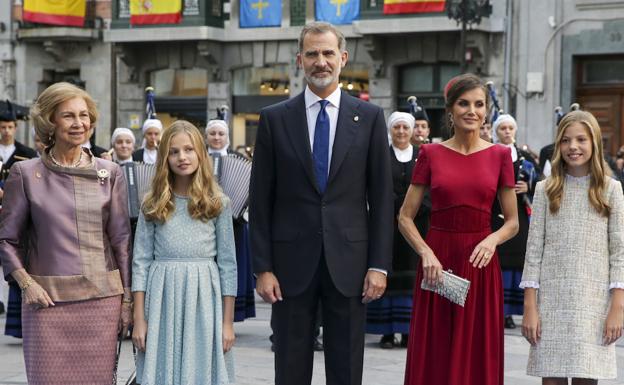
[208,147,228,157]
[503,143,518,162]
[392,144,414,163]
[0,143,16,162]
[115,157,133,165]
[143,147,158,164]
[305,86,341,175]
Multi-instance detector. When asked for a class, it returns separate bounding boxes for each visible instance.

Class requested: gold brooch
[97,169,110,185]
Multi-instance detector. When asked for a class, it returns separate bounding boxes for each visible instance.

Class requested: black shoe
[0,301,4,315]
[504,315,516,329]
[379,334,396,349]
[312,336,324,351]
[400,334,408,348]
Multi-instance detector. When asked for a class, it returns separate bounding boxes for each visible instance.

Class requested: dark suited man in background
[250,22,393,385]
[0,101,37,201]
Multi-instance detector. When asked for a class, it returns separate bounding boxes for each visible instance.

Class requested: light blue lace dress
[132,195,237,385]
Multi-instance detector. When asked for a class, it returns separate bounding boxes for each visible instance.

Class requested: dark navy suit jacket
[250,91,393,297]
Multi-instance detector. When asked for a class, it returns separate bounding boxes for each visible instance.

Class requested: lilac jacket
[0,150,132,302]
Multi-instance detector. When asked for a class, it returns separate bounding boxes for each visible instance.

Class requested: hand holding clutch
[421,270,470,307]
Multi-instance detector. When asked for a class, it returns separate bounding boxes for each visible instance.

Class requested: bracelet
[19,277,34,293]
[122,298,133,304]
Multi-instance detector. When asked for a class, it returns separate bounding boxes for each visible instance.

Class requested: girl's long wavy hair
[142,120,223,223]
[545,110,610,216]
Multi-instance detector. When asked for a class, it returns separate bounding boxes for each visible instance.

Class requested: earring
[447,113,454,129]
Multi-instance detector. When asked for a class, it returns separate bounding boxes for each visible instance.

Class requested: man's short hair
[298,22,347,54]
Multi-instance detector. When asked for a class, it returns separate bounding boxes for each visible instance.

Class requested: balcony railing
[16,1,100,29]
[112,0,223,29]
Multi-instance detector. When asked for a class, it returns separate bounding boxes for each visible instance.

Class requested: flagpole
[460,0,467,73]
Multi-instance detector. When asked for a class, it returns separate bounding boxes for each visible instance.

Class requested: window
[232,65,290,96]
[399,63,460,94]
[400,66,434,93]
[150,68,208,97]
[583,58,624,84]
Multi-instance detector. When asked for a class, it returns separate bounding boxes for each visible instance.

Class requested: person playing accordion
[205,118,256,322]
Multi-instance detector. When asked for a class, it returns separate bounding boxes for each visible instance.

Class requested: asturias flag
[240,0,282,28]
[384,0,446,14]
[130,0,182,25]
[23,0,86,27]
[315,0,359,25]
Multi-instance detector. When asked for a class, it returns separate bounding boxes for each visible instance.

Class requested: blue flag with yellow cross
[315,0,359,25]
[240,0,282,28]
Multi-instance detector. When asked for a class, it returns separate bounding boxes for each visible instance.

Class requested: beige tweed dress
[521,175,624,379]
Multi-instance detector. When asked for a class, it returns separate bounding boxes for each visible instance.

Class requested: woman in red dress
[399,74,519,385]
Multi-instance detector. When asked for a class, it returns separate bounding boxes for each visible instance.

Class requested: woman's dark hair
[444,74,490,134]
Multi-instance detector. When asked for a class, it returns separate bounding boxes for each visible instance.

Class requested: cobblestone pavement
[0,291,622,384]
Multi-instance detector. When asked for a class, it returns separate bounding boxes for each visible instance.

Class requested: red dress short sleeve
[404,143,510,385]
[411,144,431,185]
[498,145,516,189]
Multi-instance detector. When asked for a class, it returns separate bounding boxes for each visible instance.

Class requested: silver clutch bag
[421,270,471,307]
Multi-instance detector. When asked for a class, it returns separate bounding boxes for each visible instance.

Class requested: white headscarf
[493,114,518,161]
[142,119,163,133]
[492,114,517,134]
[141,119,163,149]
[110,127,136,146]
[205,119,230,155]
[387,111,415,162]
[386,112,415,134]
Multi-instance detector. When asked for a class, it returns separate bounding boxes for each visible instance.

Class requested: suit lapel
[284,93,321,194]
[328,92,360,185]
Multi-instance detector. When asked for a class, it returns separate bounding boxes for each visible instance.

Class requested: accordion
[212,154,252,220]
[121,162,156,219]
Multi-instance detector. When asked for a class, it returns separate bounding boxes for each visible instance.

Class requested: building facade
[3,0,113,147]
[4,0,509,150]
[511,0,624,156]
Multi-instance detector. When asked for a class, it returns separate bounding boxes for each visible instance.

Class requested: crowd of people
[0,21,622,385]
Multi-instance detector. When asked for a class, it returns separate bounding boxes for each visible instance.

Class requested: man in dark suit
[0,101,37,317]
[0,103,37,201]
[249,22,393,385]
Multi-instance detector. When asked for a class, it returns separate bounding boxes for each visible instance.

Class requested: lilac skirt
[22,295,121,385]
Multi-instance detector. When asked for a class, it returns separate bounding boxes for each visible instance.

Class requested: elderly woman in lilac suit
[0,82,132,384]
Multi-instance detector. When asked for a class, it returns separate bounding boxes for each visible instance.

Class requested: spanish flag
[130,0,182,25]
[383,0,446,14]
[23,0,86,27]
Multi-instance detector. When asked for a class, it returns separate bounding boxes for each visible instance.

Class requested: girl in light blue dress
[132,120,237,385]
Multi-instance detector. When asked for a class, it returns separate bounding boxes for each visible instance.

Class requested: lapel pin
[97,169,110,185]
[353,116,359,122]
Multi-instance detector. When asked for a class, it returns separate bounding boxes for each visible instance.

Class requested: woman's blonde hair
[142,120,223,223]
[545,110,610,216]
[30,82,99,147]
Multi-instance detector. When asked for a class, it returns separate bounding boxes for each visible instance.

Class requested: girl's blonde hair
[30,82,99,147]
[142,120,223,222]
[545,110,610,216]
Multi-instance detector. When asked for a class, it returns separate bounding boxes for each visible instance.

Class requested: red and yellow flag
[383,0,446,14]
[23,0,86,27]
[130,0,182,25]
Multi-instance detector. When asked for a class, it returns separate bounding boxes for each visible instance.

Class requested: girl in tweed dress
[521,110,624,384]
[132,121,237,385]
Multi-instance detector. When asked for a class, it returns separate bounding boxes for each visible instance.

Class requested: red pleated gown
[404,143,515,385]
